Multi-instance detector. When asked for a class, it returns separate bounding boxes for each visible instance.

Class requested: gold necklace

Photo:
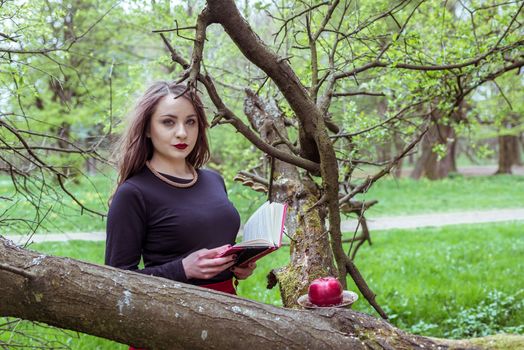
[146,161,198,188]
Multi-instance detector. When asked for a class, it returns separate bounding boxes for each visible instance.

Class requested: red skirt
[129,279,236,350]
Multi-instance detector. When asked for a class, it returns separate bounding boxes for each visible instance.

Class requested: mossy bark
[244,91,337,308]
[273,176,337,307]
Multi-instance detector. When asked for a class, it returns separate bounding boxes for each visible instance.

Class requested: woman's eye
[186,119,196,125]
[162,119,174,126]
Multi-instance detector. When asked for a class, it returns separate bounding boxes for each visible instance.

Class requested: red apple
[308,277,343,306]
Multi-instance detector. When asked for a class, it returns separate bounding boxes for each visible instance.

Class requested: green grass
[346,222,524,337]
[2,221,522,348]
[2,173,523,235]
[353,174,524,217]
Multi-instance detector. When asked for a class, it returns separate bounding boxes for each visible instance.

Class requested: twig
[339,125,429,204]
[0,263,36,280]
[331,100,427,139]
[158,34,321,173]
[332,91,385,97]
[56,174,106,217]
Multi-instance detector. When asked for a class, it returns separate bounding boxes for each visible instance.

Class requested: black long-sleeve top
[105,166,241,285]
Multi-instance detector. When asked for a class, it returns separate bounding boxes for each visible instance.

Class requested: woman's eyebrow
[159,113,197,118]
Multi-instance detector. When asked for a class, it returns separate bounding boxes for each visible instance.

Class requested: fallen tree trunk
[0,237,521,349]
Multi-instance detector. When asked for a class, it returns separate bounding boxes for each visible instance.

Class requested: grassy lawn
[353,174,524,217]
[347,222,524,337]
[1,173,523,235]
[2,221,522,348]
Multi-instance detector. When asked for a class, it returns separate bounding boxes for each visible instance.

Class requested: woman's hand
[182,244,236,280]
[231,262,257,280]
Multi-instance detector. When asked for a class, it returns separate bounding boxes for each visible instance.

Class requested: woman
[105,81,256,297]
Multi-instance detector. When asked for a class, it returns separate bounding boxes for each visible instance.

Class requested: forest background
[0,0,523,349]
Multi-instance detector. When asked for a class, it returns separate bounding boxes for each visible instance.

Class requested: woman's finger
[206,260,236,275]
[206,244,233,257]
[202,255,236,267]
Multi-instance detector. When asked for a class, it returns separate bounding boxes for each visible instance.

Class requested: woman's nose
[175,124,187,138]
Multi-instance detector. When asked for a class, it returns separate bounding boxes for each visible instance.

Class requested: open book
[218,201,288,267]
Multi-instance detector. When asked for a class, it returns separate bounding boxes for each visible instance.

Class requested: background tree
[468,73,523,174]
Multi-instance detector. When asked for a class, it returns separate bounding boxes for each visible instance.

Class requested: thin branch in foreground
[331,91,385,97]
[0,263,36,279]
[158,34,321,174]
[339,125,429,204]
[55,175,106,218]
[331,99,427,139]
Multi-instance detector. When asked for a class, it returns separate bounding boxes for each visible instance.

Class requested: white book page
[243,201,285,246]
[243,201,270,243]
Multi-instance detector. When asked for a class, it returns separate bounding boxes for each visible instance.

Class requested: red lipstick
[174,143,188,150]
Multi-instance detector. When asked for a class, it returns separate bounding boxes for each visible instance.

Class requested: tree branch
[339,125,429,204]
[0,263,36,280]
[56,175,106,217]
[158,35,321,174]
[0,237,468,350]
[335,39,524,80]
[206,0,324,163]
[0,120,66,177]
[312,0,341,42]
[493,1,524,49]
[330,99,427,139]
[331,91,385,97]
[271,1,330,42]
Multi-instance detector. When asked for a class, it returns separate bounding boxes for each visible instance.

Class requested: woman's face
[148,94,199,165]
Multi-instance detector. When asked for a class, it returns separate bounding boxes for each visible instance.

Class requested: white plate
[297,290,358,309]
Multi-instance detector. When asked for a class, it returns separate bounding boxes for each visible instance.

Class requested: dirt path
[3,208,523,244]
[341,208,524,232]
[400,165,524,177]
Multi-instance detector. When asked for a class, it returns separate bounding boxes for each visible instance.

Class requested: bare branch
[272,1,330,42]
[455,59,524,107]
[158,34,321,174]
[330,100,427,139]
[0,263,36,280]
[0,120,66,177]
[312,0,341,42]
[159,33,190,69]
[335,39,524,80]
[56,175,106,217]
[188,8,212,87]
[331,91,385,97]
[152,25,197,33]
[0,146,101,154]
[339,125,430,204]
[493,1,524,49]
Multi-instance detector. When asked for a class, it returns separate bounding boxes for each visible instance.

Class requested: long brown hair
[113,82,210,188]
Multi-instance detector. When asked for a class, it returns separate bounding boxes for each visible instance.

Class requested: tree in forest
[0,0,128,237]
[468,73,523,174]
[1,0,524,349]
[0,0,191,234]
[158,0,523,311]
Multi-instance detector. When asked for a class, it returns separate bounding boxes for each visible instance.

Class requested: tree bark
[206,0,321,164]
[411,121,456,180]
[243,91,337,307]
[410,122,440,180]
[496,134,517,174]
[437,124,458,178]
[393,131,404,178]
[3,237,518,350]
[204,0,348,298]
